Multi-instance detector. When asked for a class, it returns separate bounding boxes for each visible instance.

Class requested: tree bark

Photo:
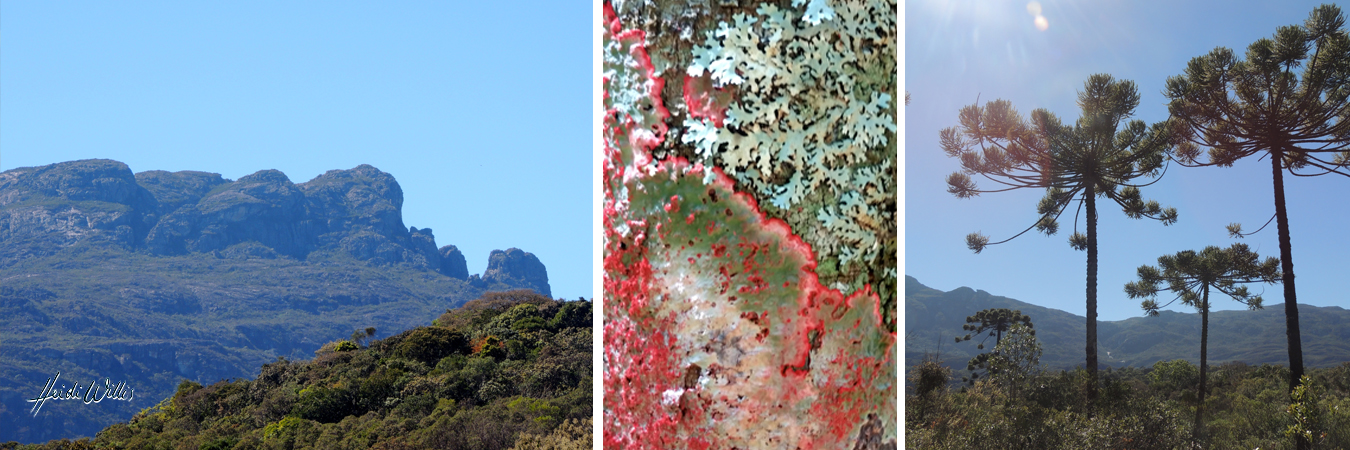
[1196,286,1210,447]
[1271,153,1307,450]
[1085,184,1099,405]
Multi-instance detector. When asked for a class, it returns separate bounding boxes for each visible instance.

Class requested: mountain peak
[483,248,551,297]
[0,160,551,297]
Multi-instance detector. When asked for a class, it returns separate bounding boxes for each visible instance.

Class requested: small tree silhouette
[955,308,1034,385]
[351,327,376,348]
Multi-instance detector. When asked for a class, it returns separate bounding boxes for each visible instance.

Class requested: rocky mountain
[906,276,1350,373]
[0,159,555,443]
[0,160,548,284]
[480,248,551,298]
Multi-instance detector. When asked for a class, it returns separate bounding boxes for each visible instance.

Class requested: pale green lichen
[681,0,896,274]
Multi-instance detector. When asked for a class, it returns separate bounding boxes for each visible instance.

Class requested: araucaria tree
[1163,4,1350,400]
[941,74,1179,402]
[1125,243,1280,444]
[954,308,1033,385]
[957,308,1033,348]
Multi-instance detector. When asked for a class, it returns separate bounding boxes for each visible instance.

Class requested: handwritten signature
[25,371,135,417]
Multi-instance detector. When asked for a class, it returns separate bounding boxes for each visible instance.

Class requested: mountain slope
[0,160,558,443]
[906,276,1350,372]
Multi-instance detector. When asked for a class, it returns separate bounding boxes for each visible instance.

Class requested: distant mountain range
[905,276,1350,373]
[0,159,557,443]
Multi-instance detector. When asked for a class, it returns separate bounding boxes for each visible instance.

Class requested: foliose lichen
[679,0,897,308]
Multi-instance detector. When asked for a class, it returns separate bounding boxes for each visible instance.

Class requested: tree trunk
[1271,153,1307,450]
[1196,286,1210,447]
[1085,184,1099,405]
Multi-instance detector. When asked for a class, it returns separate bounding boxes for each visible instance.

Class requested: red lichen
[683,73,736,128]
[602,2,669,167]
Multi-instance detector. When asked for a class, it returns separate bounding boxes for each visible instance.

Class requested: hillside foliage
[6,290,592,450]
[908,355,1350,449]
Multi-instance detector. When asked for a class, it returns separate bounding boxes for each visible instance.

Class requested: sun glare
[1027,1,1049,31]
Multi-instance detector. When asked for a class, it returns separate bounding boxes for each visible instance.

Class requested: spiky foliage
[1164,6,1350,409]
[1126,244,1280,317]
[958,308,1034,349]
[1125,243,1280,443]
[1165,5,1350,177]
[940,74,1178,402]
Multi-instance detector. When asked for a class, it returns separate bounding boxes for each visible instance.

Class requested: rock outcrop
[147,169,319,258]
[134,170,228,217]
[439,245,469,279]
[299,164,408,249]
[0,160,160,256]
[482,248,551,297]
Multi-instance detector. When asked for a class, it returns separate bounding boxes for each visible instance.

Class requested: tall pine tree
[1125,243,1280,445]
[941,74,1178,403]
[1163,5,1350,410]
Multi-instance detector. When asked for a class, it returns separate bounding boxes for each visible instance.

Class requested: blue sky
[1,2,591,301]
[906,0,1349,321]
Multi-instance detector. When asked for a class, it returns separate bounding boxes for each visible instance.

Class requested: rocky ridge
[0,159,549,291]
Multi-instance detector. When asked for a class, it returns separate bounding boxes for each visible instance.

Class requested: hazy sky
[906,0,1349,321]
[1,2,591,301]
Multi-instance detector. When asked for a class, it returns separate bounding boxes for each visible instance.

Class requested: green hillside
[6,290,592,450]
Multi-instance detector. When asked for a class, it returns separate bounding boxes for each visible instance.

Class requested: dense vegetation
[908,348,1350,449]
[5,290,592,450]
[908,277,1350,449]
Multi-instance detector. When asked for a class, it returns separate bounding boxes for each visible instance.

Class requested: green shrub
[510,418,592,450]
[1149,359,1199,401]
[434,353,468,374]
[393,327,469,365]
[548,301,591,330]
[437,290,554,332]
[293,386,352,423]
[391,393,437,419]
[198,436,238,450]
[512,316,548,333]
